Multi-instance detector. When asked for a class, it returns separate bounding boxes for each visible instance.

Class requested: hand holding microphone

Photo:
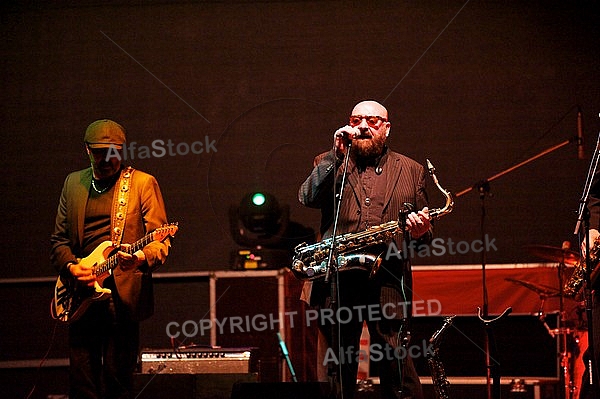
[333,125,359,155]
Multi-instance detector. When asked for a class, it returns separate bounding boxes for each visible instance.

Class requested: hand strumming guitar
[67,262,95,287]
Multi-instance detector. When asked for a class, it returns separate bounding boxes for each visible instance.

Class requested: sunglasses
[349,115,388,128]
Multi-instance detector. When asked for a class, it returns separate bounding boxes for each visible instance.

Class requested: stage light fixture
[229,191,292,270]
[230,191,289,247]
[229,191,315,270]
[251,193,266,206]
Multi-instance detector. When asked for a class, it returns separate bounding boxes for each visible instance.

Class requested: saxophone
[564,236,600,297]
[291,159,454,280]
[427,316,455,399]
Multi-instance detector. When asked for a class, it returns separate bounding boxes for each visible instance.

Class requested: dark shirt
[82,181,117,257]
[357,165,386,230]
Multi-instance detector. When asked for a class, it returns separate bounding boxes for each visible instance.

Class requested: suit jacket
[51,167,170,321]
[298,147,432,313]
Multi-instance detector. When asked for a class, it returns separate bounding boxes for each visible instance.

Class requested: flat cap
[84,119,126,149]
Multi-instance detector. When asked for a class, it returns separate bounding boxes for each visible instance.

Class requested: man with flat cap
[51,119,171,399]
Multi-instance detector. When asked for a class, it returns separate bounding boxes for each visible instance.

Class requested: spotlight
[229,191,289,247]
[229,192,315,270]
[251,193,266,206]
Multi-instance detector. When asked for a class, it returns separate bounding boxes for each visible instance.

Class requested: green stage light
[231,191,288,245]
[252,193,266,206]
[230,191,313,254]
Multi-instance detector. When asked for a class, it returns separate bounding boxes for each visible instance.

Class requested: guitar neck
[131,232,156,254]
[94,232,156,276]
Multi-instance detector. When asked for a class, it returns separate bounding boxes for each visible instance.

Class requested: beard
[351,133,386,160]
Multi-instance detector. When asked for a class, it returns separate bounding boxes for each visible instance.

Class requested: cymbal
[523,244,580,266]
[505,277,560,298]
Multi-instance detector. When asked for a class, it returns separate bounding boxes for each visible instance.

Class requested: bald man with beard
[299,100,431,399]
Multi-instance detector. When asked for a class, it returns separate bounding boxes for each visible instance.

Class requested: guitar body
[51,241,118,324]
[50,223,178,324]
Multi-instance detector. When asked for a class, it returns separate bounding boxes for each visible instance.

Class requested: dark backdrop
[1,1,599,393]
[1,1,599,275]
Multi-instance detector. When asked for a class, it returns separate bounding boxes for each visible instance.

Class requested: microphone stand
[573,132,600,398]
[478,307,512,399]
[277,332,298,383]
[324,141,352,399]
[397,203,415,398]
[474,179,512,399]
[558,252,574,399]
[455,138,579,198]
[456,135,581,399]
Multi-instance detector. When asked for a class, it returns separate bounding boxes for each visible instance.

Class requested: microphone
[335,130,353,139]
[335,127,359,141]
[577,107,584,159]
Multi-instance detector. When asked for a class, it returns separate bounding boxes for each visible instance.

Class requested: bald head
[351,100,389,120]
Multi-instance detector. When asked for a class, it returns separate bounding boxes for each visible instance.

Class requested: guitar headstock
[153,222,179,242]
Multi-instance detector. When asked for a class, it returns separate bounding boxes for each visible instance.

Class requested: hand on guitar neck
[67,245,146,285]
[116,244,146,271]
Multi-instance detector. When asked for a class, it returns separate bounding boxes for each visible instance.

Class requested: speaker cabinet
[140,347,255,374]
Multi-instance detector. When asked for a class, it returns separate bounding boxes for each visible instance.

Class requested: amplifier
[140,347,255,374]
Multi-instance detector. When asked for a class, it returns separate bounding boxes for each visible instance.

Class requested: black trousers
[316,272,424,399]
[320,319,423,399]
[68,294,139,399]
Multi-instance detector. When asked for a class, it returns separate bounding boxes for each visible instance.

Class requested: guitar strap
[111,166,135,247]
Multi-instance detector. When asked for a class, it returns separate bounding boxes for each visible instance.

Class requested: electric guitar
[50,223,178,324]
